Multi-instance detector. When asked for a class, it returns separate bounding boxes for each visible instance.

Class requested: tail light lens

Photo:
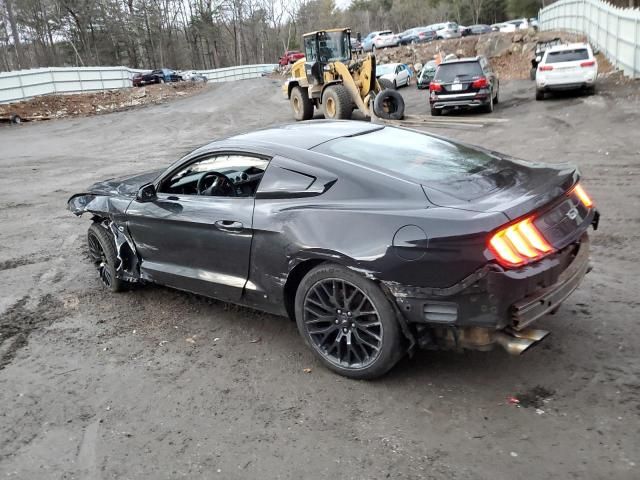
[488,216,553,268]
[570,182,593,207]
[429,82,443,92]
[539,65,553,71]
[580,60,596,67]
[471,76,489,88]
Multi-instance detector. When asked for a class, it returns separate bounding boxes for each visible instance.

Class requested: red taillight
[539,65,553,71]
[488,216,553,268]
[570,183,593,207]
[471,76,489,88]
[580,60,595,67]
[429,82,443,92]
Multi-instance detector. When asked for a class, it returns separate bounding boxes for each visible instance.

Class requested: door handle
[214,220,244,231]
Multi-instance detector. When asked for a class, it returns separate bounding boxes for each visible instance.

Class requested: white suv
[535,43,597,100]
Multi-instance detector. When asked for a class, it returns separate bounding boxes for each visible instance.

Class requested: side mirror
[136,183,157,202]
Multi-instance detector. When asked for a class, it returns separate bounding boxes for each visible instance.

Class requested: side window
[304,36,316,60]
[159,154,269,198]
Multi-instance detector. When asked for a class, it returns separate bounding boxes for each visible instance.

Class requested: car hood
[87,169,163,197]
[421,150,578,221]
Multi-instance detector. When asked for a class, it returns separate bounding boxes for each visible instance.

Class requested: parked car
[432,22,461,40]
[279,50,305,66]
[376,63,411,88]
[466,24,492,35]
[398,27,436,45]
[491,22,517,33]
[416,60,437,89]
[180,70,208,83]
[362,30,392,52]
[371,31,400,51]
[68,121,598,379]
[530,37,562,80]
[429,55,499,115]
[133,68,182,86]
[507,18,531,30]
[535,43,597,100]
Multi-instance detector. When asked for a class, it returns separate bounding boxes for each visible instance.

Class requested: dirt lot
[1,76,639,479]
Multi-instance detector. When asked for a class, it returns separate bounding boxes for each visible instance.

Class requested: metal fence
[0,64,277,104]
[539,0,640,78]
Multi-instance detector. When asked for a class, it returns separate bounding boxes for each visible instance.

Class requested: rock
[476,33,513,58]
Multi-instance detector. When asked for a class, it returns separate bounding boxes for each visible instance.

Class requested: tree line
[0,0,614,73]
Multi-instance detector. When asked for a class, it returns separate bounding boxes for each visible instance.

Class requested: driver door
[126,153,269,302]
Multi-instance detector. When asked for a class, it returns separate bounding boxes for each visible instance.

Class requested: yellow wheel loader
[282,28,404,121]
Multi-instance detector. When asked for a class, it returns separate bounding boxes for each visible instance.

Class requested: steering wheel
[196,171,236,197]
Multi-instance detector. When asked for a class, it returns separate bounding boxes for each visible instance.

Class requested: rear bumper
[430,92,490,109]
[385,232,592,331]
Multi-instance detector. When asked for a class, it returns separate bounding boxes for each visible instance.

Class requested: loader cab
[303,29,352,85]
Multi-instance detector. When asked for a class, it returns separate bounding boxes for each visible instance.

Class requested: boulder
[476,33,513,58]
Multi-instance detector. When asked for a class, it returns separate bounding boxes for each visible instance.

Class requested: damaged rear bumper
[384,234,591,352]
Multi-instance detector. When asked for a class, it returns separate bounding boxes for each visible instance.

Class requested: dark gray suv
[429,56,499,115]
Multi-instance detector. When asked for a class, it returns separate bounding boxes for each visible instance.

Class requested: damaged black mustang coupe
[68,121,598,379]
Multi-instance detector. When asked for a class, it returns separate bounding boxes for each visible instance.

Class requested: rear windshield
[434,62,482,82]
[312,127,509,199]
[546,49,589,63]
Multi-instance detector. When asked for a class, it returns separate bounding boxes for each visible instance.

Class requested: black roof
[226,120,383,150]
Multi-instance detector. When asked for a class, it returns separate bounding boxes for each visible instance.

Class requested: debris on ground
[0,82,206,123]
[514,386,555,408]
[303,368,312,374]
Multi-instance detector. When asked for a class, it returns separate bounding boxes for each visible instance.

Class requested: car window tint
[435,62,483,82]
[160,155,269,198]
[546,49,589,63]
[312,127,505,189]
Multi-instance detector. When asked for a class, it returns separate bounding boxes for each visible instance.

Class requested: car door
[126,152,270,302]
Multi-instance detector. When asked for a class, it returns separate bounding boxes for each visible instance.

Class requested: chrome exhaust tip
[493,328,549,355]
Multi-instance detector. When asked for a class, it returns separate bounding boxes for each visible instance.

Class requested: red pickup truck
[279,51,305,66]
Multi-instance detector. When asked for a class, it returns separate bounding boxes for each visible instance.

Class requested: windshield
[312,127,511,199]
[546,48,589,63]
[377,64,395,75]
[317,31,351,62]
[434,62,483,82]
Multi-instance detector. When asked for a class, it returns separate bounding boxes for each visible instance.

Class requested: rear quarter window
[546,49,590,63]
[435,62,483,82]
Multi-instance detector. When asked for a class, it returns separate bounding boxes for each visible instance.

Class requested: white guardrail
[0,64,277,104]
[539,0,640,78]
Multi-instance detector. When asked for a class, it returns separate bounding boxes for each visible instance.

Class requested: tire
[10,114,22,124]
[322,85,352,120]
[377,78,393,91]
[159,78,165,84]
[290,86,314,121]
[482,91,494,113]
[430,106,441,116]
[87,223,125,293]
[586,86,596,95]
[393,80,397,89]
[494,83,499,104]
[536,89,545,101]
[373,89,405,120]
[530,67,537,81]
[294,264,403,379]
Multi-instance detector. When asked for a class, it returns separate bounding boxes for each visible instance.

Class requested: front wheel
[87,223,125,293]
[322,85,352,120]
[294,264,403,379]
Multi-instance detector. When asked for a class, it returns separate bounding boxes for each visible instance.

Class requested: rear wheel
[322,85,352,120]
[87,223,124,293]
[430,106,441,116]
[482,91,494,113]
[535,89,545,101]
[290,86,314,121]
[294,264,403,379]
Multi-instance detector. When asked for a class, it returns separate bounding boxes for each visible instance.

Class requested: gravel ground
[1,77,639,480]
